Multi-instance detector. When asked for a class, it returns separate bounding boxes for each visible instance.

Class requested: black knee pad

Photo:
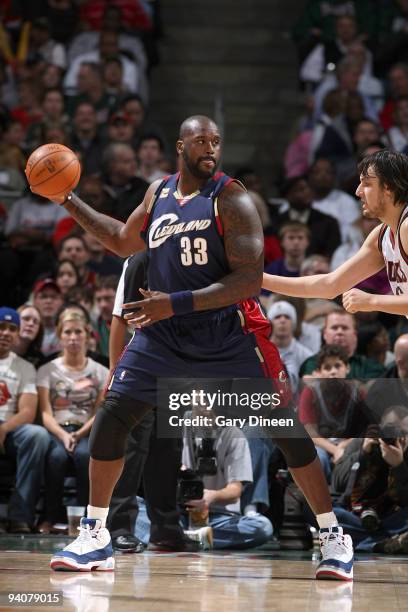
[268,406,317,468]
[89,391,153,461]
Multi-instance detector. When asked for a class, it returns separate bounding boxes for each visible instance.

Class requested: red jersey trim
[377,223,387,254]
[397,207,408,265]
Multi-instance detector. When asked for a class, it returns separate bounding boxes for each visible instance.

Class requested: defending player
[40,116,353,580]
[263,150,408,316]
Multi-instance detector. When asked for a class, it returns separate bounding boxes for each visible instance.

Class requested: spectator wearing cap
[0,307,49,533]
[268,300,313,393]
[32,279,63,357]
[102,143,149,222]
[70,102,104,175]
[271,176,341,258]
[107,110,135,145]
[136,134,167,183]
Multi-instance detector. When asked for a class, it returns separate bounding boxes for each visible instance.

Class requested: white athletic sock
[316,511,338,529]
[87,505,109,528]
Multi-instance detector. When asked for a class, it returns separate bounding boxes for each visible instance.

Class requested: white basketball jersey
[379,205,408,302]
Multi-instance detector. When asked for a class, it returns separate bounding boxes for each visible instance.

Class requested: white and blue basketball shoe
[316,526,354,581]
[50,518,115,572]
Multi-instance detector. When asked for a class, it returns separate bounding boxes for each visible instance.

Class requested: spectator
[37,309,108,533]
[300,15,367,87]
[267,300,313,392]
[307,88,353,175]
[136,134,167,183]
[117,93,166,146]
[14,304,44,368]
[271,176,341,258]
[331,404,408,552]
[107,110,135,145]
[26,17,66,71]
[4,192,69,297]
[387,97,408,153]
[40,62,64,90]
[292,0,376,63]
[299,309,386,379]
[0,307,48,533]
[68,62,117,125]
[308,157,360,241]
[379,63,408,131]
[32,278,63,357]
[57,235,96,290]
[366,334,408,422]
[264,222,310,279]
[0,142,26,209]
[11,79,43,128]
[93,276,119,358]
[64,29,143,98]
[299,344,370,479]
[376,0,408,76]
[26,87,69,149]
[313,56,379,124]
[70,102,104,175]
[136,407,273,550]
[102,143,149,222]
[55,260,80,298]
[103,55,127,100]
[357,322,394,368]
[82,232,123,277]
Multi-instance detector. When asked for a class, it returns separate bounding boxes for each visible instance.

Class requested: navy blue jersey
[141,172,238,294]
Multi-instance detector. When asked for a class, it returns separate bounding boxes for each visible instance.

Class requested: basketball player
[43,116,353,580]
[263,150,408,316]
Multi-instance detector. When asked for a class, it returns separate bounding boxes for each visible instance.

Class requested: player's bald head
[179,115,218,139]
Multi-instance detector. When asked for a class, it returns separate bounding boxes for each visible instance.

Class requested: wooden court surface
[1,540,408,612]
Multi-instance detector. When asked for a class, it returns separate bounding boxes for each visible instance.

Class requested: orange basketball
[25,143,81,200]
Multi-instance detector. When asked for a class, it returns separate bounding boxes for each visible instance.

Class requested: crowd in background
[0,0,408,554]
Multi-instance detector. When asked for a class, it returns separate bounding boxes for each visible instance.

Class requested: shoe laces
[320,531,348,559]
[76,524,95,543]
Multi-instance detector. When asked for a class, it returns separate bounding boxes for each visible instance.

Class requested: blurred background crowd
[0,0,408,555]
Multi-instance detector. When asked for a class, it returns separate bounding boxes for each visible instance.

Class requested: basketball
[25,143,81,200]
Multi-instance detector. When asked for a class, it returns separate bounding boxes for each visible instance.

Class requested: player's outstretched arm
[193,183,264,310]
[263,224,385,299]
[59,181,160,257]
[343,219,408,316]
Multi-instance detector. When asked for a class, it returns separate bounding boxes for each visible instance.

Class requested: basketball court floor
[0,535,407,611]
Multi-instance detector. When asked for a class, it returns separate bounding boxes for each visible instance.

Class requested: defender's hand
[343,288,374,313]
[123,289,174,328]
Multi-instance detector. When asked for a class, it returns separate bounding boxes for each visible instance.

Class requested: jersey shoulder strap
[140,175,172,241]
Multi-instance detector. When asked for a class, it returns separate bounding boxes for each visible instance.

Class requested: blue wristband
[170,290,194,315]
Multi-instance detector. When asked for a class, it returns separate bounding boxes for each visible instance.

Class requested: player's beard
[182,150,218,179]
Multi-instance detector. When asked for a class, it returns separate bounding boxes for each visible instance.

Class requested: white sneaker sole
[50,556,115,572]
[316,565,353,581]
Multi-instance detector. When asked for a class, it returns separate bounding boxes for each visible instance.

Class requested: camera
[177,438,218,505]
[379,424,401,447]
[177,469,204,505]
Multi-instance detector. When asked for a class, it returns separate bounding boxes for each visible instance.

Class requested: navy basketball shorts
[108,299,292,408]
